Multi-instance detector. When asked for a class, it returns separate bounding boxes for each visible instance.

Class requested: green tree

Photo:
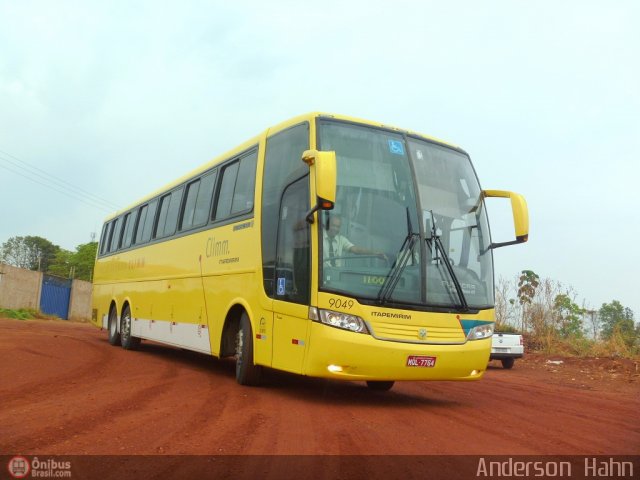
[599,300,636,348]
[72,242,98,281]
[48,242,98,281]
[0,236,60,271]
[47,249,74,278]
[517,270,539,331]
[553,294,585,338]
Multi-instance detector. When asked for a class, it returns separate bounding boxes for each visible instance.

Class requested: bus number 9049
[328,298,354,310]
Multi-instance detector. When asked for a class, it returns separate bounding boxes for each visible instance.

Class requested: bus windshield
[318,120,494,310]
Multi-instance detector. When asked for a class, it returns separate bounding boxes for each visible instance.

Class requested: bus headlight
[466,323,494,340]
[314,308,368,334]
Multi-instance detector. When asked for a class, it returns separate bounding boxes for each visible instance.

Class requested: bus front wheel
[235,313,262,386]
[366,381,394,391]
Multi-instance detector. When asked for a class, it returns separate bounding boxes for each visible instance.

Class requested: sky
[1,0,638,317]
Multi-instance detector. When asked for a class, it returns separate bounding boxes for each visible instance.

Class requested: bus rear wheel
[235,312,262,386]
[120,305,141,350]
[108,307,120,346]
[366,381,394,391]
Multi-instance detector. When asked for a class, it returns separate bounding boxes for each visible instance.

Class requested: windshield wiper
[377,208,419,305]
[426,210,470,312]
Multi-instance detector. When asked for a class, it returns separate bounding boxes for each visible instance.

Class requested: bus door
[271,178,312,373]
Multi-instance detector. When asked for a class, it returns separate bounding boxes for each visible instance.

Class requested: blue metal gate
[40,274,72,320]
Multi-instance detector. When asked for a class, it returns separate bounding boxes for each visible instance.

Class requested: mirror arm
[305,204,320,224]
[489,235,529,249]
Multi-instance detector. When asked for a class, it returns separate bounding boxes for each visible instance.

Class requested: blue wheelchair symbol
[388,139,405,155]
[277,277,286,296]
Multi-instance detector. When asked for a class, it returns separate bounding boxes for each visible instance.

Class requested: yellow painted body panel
[305,292,493,380]
[304,322,490,381]
[92,112,507,384]
[92,218,263,356]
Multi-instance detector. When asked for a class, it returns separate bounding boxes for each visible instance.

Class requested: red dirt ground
[0,317,638,477]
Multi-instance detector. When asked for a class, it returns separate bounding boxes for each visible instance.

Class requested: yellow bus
[91,112,528,390]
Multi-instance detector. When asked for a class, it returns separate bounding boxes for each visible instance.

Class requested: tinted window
[121,212,136,249]
[214,150,257,221]
[182,171,217,231]
[109,216,123,252]
[99,223,110,255]
[164,188,183,237]
[194,171,216,226]
[232,152,257,214]
[155,189,183,239]
[141,200,158,243]
[135,205,148,244]
[215,161,239,221]
[181,179,200,231]
[261,123,310,296]
[154,194,171,238]
[275,178,310,304]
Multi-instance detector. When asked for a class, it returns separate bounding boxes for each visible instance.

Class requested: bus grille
[367,320,466,344]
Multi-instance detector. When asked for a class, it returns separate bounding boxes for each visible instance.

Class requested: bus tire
[235,312,262,386]
[108,307,120,346]
[501,358,515,369]
[366,381,394,391]
[120,305,141,350]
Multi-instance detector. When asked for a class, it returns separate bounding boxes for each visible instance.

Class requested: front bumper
[303,322,491,381]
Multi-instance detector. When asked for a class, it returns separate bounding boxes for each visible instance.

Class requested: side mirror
[483,190,529,249]
[302,149,337,223]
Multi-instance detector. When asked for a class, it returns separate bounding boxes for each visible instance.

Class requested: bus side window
[99,223,110,256]
[194,170,216,226]
[108,217,123,253]
[214,161,239,221]
[180,171,215,231]
[141,200,158,243]
[121,212,135,249]
[231,151,257,214]
[164,187,183,238]
[134,205,148,245]
[181,179,201,231]
[154,194,171,239]
[214,150,257,222]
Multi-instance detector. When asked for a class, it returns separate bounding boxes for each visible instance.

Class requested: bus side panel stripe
[131,318,212,354]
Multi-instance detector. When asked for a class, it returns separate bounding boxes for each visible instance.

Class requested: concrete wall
[0,263,93,321]
[0,263,42,310]
[68,278,93,321]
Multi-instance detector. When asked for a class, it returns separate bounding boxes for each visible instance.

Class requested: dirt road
[1,318,638,461]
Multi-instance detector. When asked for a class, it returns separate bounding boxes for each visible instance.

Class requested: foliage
[0,308,59,321]
[0,236,60,271]
[496,273,639,358]
[1,234,97,281]
[494,323,519,334]
[599,301,636,348]
[48,242,98,281]
[517,270,540,305]
[516,270,540,331]
[0,308,37,320]
[553,294,585,339]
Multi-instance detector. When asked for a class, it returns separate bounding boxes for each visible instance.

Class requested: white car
[490,332,524,369]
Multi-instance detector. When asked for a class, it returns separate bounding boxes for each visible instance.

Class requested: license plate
[406,355,437,367]
[493,347,509,352]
